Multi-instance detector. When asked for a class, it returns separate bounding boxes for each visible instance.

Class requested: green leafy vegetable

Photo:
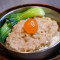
[0,23,11,44]
[6,13,21,21]
[19,7,45,19]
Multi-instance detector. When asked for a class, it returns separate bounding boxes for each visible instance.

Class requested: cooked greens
[19,7,45,19]
[0,7,45,44]
[0,23,11,44]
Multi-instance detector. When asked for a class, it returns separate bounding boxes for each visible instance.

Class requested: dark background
[0,0,60,13]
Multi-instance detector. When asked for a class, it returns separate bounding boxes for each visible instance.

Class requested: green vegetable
[6,13,21,21]
[6,19,18,28]
[6,7,45,20]
[0,23,11,44]
[0,7,45,44]
[19,7,45,19]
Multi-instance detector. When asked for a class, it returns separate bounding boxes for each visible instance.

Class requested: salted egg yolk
[24,19,38,34]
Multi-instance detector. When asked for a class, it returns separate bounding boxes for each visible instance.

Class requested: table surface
[0,0,60,13]
[0,0,60,60]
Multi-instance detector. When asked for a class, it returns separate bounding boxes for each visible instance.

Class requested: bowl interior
[0,6,60,53]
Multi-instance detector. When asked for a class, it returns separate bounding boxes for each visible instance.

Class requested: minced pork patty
[5,17,59,52]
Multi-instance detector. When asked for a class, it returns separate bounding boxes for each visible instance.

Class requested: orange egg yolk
[24,18,38,34]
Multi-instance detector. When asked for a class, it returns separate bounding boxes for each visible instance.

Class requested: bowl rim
[0,4,60,54]
[0,4,60,18]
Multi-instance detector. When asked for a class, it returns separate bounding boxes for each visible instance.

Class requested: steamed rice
[5,17,60,52]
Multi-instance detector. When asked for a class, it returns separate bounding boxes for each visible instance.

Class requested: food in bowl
[0,7,60,53]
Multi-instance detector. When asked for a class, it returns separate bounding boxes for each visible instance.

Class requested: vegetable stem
[0,23,11,44]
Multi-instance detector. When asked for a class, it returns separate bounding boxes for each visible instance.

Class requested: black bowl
[0,4,60,60]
